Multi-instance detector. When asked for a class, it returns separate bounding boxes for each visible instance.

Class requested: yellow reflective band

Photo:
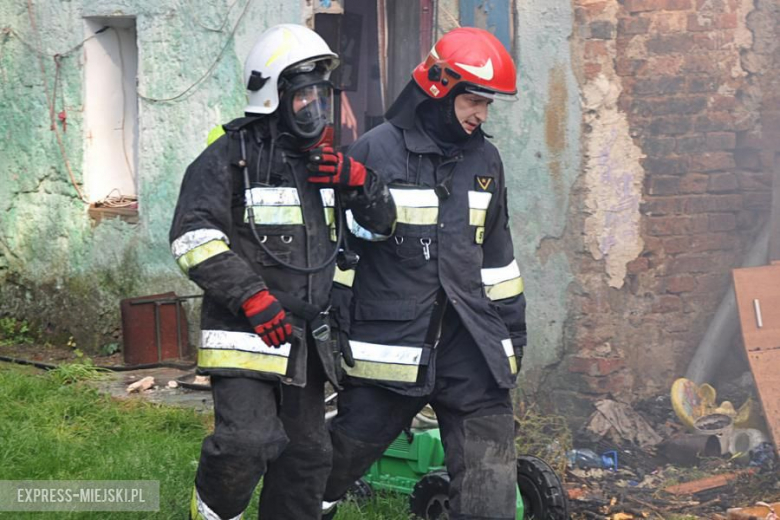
[333,267,355,287]
[191,487,243,520]
[486,277,524,301]
[324,207,335,226]
[509,355,518,375]
[177,240,229,273]
[199,348,289,375]
[266,28,295,67]
[475,227,485,244]
[190,488,199,520]
[396,206,439,225]
[245,206,303,225]
[343,359,420,383]
[206,125,225,147]
[469,208,487,226]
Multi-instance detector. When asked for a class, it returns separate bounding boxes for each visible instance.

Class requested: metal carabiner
[394,236,404,245]
[420,238,431,261]
[281,235,293,244]
[260,235,267,244]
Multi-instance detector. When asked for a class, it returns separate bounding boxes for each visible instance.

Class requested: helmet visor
[291,83,333,136]
[464,85,518,102]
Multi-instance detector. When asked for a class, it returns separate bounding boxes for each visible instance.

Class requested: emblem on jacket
[475,176,495,192]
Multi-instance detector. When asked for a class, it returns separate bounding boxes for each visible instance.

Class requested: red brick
[653,294,683,312]
[718,12,737,29]
[708,173,738,192]
[584,62,602,79]
[616,58,647,76]
[688,152,736,172]
[709,213,736,231]
[644,55,684,75]
[642,196,686,215]
[624,0,691,12]
[646,216,677,236]
[651,11,688,32]
[695,112,738,132]
[679,173,709,194]
[643,157,689,174]
[646,33,696,54]
[647,176,680,195]
[684,194,742,213]
[682,55,722,75]
[668,254,718,274]
[709,96,738,113]
[677,135,707,153]
[705,132,736,150]
[618,16,651,35]
[626,257,650,274]
[666,275,696,294]
[585,40,609,60]
[569,356,627,376]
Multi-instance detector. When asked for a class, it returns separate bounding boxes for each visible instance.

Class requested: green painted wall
[483,1,581,389]
[0,0,300,351]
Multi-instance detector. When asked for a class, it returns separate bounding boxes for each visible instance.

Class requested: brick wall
[552,0,774,422]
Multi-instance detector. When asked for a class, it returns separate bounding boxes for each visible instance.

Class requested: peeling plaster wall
[0,0,300,350]
[582,75,645,288]
[487,0,581,389]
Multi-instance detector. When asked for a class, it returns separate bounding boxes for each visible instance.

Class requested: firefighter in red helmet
[322,28,527,519]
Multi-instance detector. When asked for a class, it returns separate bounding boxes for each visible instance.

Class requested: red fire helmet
[412,27,518,101]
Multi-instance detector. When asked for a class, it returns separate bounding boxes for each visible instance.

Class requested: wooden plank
[732,265,780,352]
[746,349,780,451]
[663,470,753,496]
[733,265,780,453]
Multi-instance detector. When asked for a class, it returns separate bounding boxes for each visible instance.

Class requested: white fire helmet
[243,24,339,115]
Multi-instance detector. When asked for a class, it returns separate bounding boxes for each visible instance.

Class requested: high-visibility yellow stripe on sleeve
[245,206,304,225]
[177,240,230,273]
[482,260,524,301]
[171,229,231,273]
[486,278,524,301]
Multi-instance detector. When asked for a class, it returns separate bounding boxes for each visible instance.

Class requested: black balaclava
[386,80,477,157]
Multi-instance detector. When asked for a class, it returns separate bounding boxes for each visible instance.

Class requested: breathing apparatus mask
[279,62,334,143]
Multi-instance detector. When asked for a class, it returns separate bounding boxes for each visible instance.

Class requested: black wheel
[410,470,450,519]
[516,455,569,520]
[321,478,373,520]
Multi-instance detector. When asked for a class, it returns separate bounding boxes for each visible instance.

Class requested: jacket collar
[400,118,485,156]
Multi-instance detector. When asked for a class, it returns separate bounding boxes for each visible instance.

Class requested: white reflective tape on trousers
[349,340,424,365]
[481,259,521,286]
[171,229,230,259]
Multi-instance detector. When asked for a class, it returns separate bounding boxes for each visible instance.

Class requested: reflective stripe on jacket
[341,120,526,391]
[170,117,395,386]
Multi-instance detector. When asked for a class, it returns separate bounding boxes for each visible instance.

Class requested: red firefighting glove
[242,290,293,348]
[307,146,367,187]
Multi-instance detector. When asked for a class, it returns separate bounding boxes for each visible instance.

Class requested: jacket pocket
[354,299,418,321]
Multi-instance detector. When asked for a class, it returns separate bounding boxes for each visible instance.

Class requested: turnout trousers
[194,339,331,520]
[325,306,517,520]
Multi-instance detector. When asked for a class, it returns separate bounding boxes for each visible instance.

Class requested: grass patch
[0,364,418,519]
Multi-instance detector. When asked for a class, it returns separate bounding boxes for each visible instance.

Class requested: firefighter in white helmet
[170,24,395,520]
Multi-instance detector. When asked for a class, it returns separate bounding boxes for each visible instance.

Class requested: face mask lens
[291,84,332,134]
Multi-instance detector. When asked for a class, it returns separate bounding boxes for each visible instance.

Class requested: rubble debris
[584,400,662,448]
[727,501,780,520]
[167,380,179,389]
[126,376,155,393]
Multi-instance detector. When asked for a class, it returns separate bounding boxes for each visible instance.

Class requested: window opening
[83,17,139,216]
